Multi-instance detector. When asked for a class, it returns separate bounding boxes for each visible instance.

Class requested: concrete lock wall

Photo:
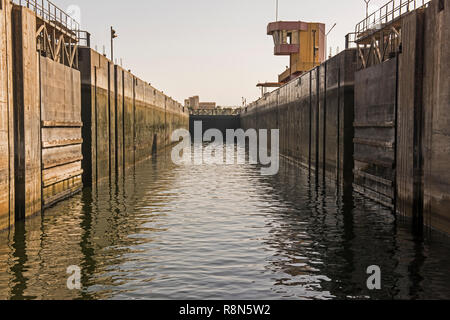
[354,58,397,208]
[355,0,450,234]
[396,0,450,234]
[128,73,188,165]
[0,0,14,230]
[79,48,189,186]
[0,3,188,230]
[422,0,450,234]
[79,48,115,184]
[40,56,83,209]
[397,9,425,225]
[78,47,111,185]
[12,5,41,220]
[2,0,448,237]
[241,49,357,190]
[10,4,83,220]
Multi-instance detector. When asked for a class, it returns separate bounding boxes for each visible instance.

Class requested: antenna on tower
[276,0,279,21]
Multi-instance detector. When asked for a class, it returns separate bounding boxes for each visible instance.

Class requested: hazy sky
[58,0,388,106]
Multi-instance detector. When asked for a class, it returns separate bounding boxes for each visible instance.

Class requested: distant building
[184,96,216,110]
[185,96,200,109]
[199,102,216,110]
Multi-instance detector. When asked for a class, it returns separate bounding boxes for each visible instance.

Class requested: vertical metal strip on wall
[122,70,125,173]
[315,66,320,180]
[309,70,312,172]
[323,62,327,182]
[412,12,425,233]
[336,68,341,186]
[107,62,112,180]
[94,66,98,183]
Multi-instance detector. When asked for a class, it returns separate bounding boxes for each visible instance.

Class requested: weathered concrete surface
[40,56,82,208]
[241,49,357,190]
[114,65,125,175]
[395,0,450,234]
[5,4,83,225]
[356,0,450,234]
[122,69,135,169]
[354,58,397,208]
[166,94,190,148]
[422,0,450,234]
[135,77,164,161]
[79,48,189,186]
[12,5,41,220]
[397,10,425,225]
[0,0,14,230]
[79,49,114,185]
[320,51,356,190]
[127,75,188,163]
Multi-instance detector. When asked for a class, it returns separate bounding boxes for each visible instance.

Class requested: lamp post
[364,0,371,19]
[111,26,118,62]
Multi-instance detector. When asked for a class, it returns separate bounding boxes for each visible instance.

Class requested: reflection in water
[10,222,28,300]
[0,145,449,300]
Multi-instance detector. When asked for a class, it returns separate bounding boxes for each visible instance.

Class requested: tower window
[438,0,444,12]
[287,32,292,44]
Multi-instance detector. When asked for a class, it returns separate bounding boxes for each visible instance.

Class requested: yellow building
[260,21,326,87]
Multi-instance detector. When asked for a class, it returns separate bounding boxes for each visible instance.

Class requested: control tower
[258,21,326,93]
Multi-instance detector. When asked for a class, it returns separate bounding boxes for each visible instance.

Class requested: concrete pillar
[123,69,135,169]
[397,9,425,230]
[114,65,124,177]
[396,0,450,235]
[79,48,95,186]
[108,61,116,179]
[79,48,116,185]
[422,0,450,234]
[12,5,41,220]
[0,0,14,229]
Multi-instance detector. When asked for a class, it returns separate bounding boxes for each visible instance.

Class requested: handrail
[13,0,80,37]
[355,0,430,38]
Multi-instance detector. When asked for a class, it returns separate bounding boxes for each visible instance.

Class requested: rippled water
[0,144,449,300]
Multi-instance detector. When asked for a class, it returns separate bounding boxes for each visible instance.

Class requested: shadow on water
[256,159,449,299]
[10,221,29,300]
[78,188,96,300]
[0,144,449,300]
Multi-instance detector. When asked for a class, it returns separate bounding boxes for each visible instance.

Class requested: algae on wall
[79,48,189,187]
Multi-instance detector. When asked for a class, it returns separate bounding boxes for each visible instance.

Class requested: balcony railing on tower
[354,0,431,69]
[13,0,81,69]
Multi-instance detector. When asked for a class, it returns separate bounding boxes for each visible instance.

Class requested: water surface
[0,145,449,300]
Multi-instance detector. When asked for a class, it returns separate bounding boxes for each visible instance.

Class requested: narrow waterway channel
[0,144,449,300]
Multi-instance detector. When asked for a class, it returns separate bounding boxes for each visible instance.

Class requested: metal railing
[14,0,80,36]
[355,0,430,38]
